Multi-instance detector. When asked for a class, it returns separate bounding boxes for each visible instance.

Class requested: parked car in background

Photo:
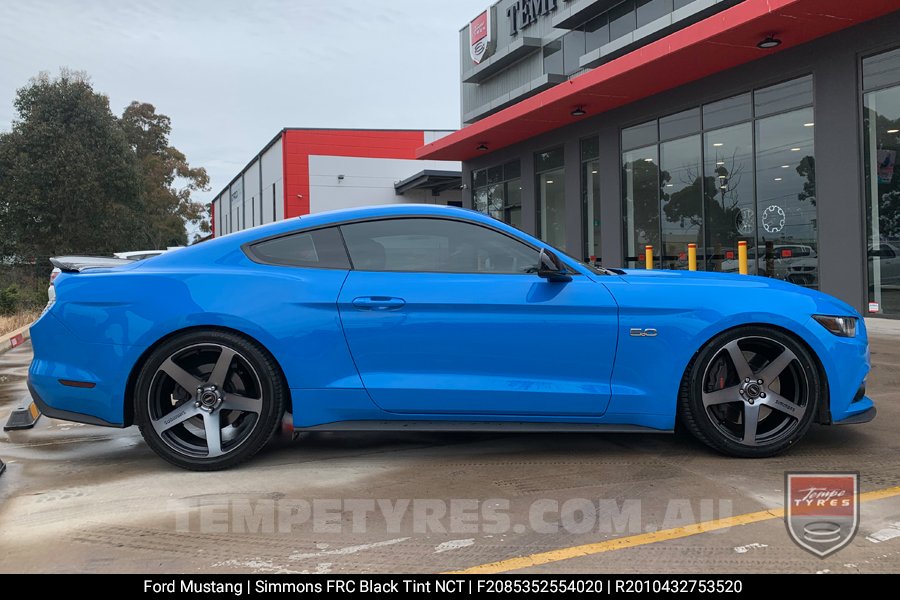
[48,247,183,301]
[720,244,818,286]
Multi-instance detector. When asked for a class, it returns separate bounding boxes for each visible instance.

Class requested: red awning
[418,0,897,161]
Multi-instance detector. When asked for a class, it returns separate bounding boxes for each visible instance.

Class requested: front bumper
[833,405,877,425]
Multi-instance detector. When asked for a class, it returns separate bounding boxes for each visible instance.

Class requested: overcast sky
[0,0,486,207]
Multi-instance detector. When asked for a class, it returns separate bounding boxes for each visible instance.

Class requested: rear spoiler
[49,256,133,273]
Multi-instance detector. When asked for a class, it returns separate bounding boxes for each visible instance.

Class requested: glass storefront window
[472,161,521,228]
[754,107,817,288]
[623,146,660,268]
[702,93,752,130]
[660,107,700,141]
[582,138,601,263]
[754,75,813,118]
[621,75,816,280]
[864,48,900,316]
[704,122,755,272]
[660,135,702,269]
[536,148,566,249]
[623,120,658,151]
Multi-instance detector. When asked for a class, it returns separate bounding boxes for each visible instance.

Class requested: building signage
[469,8,496,64]
[506,0,566,36]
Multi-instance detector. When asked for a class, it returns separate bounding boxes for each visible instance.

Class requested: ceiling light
[720,185,728,190]
[716,161,725,166]
[666,184,674,187]
[781,165,790,168]
[757,35,782,49]
[804,122,815,127]
[713,143,724,147]
[546,180,554,184]
[790,147,801,152]
[476,143,489,151]
[775,177,783,181]
[888,129,900,134]
[644,158,654,163]
[718,175,726,179]
[591,170,598,174]
[571,106,586,117]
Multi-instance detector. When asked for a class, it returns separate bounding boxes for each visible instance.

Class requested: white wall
[308,155,461,214]
[243,159,261,228]
[260,137,284,224]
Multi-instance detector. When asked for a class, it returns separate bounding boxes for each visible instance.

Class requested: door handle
[351,296,406,311]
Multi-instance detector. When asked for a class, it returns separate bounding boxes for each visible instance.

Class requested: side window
[248,227,350,269]
[340,218,540,274]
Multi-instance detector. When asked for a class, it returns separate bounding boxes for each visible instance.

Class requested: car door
[336,216,618,417]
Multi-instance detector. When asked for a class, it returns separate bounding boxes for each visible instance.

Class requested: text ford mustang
[29,205,874,470]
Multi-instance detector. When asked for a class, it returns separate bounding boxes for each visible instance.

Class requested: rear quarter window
[248,227,350,269]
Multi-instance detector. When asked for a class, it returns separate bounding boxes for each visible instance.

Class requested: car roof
[144,204,536,269]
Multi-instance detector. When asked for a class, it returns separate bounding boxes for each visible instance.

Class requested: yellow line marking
[447,485,900,574]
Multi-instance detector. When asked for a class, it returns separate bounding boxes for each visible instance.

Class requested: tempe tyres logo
[785,472,859,557]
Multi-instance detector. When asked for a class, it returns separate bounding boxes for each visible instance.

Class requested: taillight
[50,271,59,284]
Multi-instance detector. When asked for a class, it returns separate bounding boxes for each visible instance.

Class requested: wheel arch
[123,325,293,427]
[676,322,831,426]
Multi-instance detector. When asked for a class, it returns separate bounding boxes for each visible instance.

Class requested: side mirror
[537,248,572,282]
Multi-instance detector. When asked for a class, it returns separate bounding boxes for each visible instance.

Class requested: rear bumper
[28,377,123,428]
[28,311,141,427]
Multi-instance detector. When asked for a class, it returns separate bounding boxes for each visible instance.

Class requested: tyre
[679,326,821,458]
[135,330,285,470]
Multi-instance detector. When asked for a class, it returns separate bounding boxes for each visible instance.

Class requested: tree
[120,102,210,247]
[0,70,144,258]
[0,70,211,260]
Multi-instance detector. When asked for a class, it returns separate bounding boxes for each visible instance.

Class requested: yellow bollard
[738,240,749,275]
[645,245,654,270]
[688,243,697,271]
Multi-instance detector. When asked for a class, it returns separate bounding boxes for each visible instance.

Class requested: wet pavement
[1,336,899,574]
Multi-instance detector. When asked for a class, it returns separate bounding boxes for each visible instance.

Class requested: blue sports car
[29,205,874,470]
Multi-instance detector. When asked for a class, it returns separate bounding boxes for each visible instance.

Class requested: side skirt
[296,421,672,433]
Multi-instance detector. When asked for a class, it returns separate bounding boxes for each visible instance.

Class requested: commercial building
[210,129,461,237]
[417,0,900,318]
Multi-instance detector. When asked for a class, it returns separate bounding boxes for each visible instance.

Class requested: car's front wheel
[680,326,821,457]
[135,330,285,470]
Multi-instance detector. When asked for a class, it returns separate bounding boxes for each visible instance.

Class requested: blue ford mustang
[29,205,874,470]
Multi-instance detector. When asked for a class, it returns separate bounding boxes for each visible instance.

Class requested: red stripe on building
[282,130,427,218]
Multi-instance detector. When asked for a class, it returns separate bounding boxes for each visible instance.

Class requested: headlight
[813,315,858,338]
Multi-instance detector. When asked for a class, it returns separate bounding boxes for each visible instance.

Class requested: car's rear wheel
[135,330,285,470]
[680,326,821,457]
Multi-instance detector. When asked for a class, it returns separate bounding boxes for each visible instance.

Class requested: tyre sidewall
[135,330,285,471]
[685,326,821,458]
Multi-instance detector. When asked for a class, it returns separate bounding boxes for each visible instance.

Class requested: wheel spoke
[159,358,202,396]
[202,411,223,457]
[742,403,761,445]
[222,393,263,414]
[151,404,200,434]
[208,347,237,389]
[761,391,806,420]
[724,341,753,381]
[758,346,798,384]
[702,385,742,407]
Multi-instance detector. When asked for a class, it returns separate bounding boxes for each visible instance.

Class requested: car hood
[614,268,860,318]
